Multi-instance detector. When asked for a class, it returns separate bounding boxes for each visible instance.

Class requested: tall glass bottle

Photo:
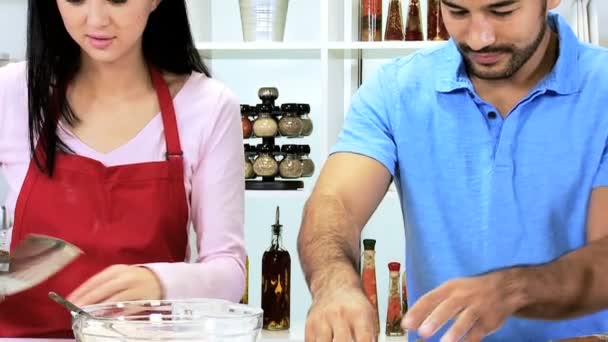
[240,255,249,304]
[385,0,405,41]
[427,0,449,40]
[361,239,380,334]
[360,0,382,41]
[404,0,424,41]
[261,207,291,330]
[386,262,404,336]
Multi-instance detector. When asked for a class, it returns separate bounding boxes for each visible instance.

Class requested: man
[297,0,608,341]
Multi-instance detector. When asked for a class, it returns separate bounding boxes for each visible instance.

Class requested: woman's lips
[86,35,114,49]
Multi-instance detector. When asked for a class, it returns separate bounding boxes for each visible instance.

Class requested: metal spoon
[48,291,129,338]
[48,291,90,317]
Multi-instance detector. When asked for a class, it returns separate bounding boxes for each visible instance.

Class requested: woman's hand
[67,265,163,306]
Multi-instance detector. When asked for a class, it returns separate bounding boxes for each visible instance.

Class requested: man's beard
[458,14,548,80]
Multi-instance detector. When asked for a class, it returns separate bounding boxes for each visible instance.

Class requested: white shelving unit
[185,0,427,329]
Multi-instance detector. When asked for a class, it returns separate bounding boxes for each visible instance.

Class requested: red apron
[0,68,189,337]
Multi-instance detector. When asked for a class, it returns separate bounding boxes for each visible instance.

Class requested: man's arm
[403,187,608,342]
[516,186,608,319]
[297,152,392,342]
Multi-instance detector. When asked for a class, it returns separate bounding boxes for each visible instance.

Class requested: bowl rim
[75,298,264,323]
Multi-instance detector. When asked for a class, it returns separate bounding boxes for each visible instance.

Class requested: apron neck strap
[149,67,183,160]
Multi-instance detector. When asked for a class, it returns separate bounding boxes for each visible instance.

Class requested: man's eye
[492,10,514,17]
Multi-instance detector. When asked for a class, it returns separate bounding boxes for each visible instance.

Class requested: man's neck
[472,26,559,116]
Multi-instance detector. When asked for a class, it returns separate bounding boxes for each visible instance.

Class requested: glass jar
[253,104,278,138]
[405,0,423,41]
[240,255,249,304]
[241,105,253,139]
[244,144,256,179]
[385,262,404,336]
[427,0,449,40]
[258,87,279,106]
[279,145,303,179]
[299,145,315,177]
[385,0,405,41]
[279,104,303,137]
[0,206,10,272]
[0,53,9,68]
[297,104,313,136]
[253,144,279,177]
[361,239,380,335]
[360,0,382,41]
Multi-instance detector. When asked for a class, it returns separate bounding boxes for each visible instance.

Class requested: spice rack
[242,87,315,191]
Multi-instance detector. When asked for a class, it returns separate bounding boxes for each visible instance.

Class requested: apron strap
[149,67,184,160]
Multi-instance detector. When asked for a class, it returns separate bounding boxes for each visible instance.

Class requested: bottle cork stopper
[362,239,376,250]
[388,262,401,272]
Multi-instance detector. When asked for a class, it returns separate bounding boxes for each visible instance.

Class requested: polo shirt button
[488,111,497,119]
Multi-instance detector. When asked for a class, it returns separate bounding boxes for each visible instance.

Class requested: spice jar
[279,145,303,179]
[241,105,253,138]
[385,262,404,336]
[253,104,278,138]
[385,0,405,41]
[279,104,303,137]
[253,144,279,177]
[299,145,315,177]
[360,0,382,41]
[258,87,279,106]
[297,104,313,136]
[427,0,449,40]
[405,0,424,41]
[361,239,380,335]
[244,144,256,179]
[0,206,10,272]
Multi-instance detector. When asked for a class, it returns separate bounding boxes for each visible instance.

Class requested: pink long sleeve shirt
[0,62,246,302]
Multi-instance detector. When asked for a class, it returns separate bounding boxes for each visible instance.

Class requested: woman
[0,0,245,337]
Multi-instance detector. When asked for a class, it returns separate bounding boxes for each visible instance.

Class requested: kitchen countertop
[0,329,409,342]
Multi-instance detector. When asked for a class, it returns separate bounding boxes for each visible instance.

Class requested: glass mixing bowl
[72,298,263,342]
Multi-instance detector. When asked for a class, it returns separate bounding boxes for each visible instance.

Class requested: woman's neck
[73,47,152,100]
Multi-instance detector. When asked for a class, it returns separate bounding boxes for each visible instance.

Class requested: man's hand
[67,265,163,306]
[306,285,378,342]
[402,270,526,342]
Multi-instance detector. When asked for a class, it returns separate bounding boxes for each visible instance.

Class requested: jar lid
[298,145,311,154]
[243,144,252,153]
[388,262,401,272]
[258,87,279,101]
[240,104,250,115]
[297,104,311,115]
[255,104,274,114]
[273,146,280,153]
[280,103,298,112]
[256,144,273,153]
[281,144,299,154]
[362,239,376,250]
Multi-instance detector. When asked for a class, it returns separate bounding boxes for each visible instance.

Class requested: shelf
[245,189,311,200]
[329,40,447,59]
[196,42,322,59]
[328,41,445,51]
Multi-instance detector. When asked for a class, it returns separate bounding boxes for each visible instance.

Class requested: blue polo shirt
[332,13,608,341]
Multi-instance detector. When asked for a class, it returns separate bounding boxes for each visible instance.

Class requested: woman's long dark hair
[27,0,209,176]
